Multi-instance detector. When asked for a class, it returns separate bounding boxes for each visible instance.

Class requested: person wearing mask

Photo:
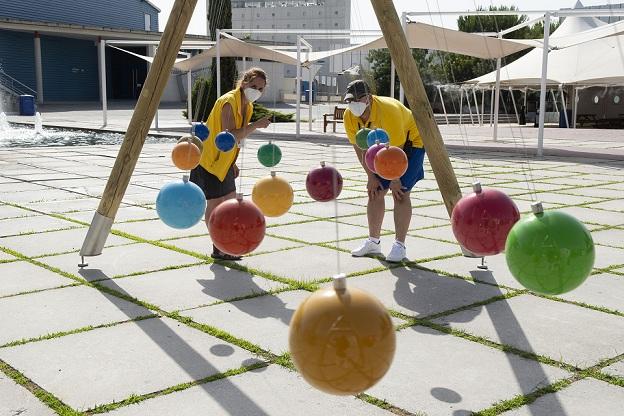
[190,67,271,260]
[343,80,426,262]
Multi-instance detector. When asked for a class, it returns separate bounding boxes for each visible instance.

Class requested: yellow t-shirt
[344,95,423,148]
[199,88,253,181]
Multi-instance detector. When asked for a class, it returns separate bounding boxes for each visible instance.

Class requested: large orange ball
[252,172,294,217]
[172,140,201,170]
[374,145,408,180]
[208,197,266,256]
[289,285,396,395]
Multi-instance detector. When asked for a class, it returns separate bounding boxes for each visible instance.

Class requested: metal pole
[573,87,579,128]
[472,88,482,126]
[481,89,485,126]
[34,32,44,104]
[242,56,247,72]
[309,64,313,131]
[551,89,559,113]
[509,87,520,124]
[398,12,406,104]
[490,86,494,126]
[493,33,502,141]
[390,60,396,99]
[437,85,449,125]
[524,87,528,109]
[459,87,464,126]
[216,29,221,98]
[559,84,569,128]
[465,88,475,125]
[99,39,107,126]
[537,12,551,157]
[187,71,192,123]
[296,36,301,138]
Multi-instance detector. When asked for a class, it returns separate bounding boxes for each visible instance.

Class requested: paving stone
[20,197,101,215]
[557,274,624,313]
[111,219,207,241]
[0,228,134,257]
[107,365,390,416]
[0,317,261,411]
[182,290,308,354]
[67,205,159,224]
[0,261,73,297]
[602,358,624,378]
[432,294,624,367]
[557,206,624,227]
[591,228,624,249]
[340,267,506,318]
[98,264,287,311]
[0,215,79,237]
[590,199,624,212]
[0,182,48,192]
[0,251,16,261]
[264,211,314,226]
[338,212,448,231]
[39,243,202,280]
[565,187,624,199]
[410,225,456,243]
[239,245,382,282]
[0,189,84,204]
[502,378,624,416]
[0,204,38,219]
[289,201,367,218]
[516,192,604,207]
[365,326,570,415]
[593,243,624,269]
[267,219,367,243]
[0,285,151,345]
[0,373,56,416]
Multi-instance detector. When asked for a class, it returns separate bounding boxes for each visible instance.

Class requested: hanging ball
[367,128,389,147]
[191,122,209,141]
[156,176,206,229]
[257,142,282,167]
[451,182,520,257]
[305,161,343,202]
[171,140,202,171]
[355,128,372,150]
[215,131,236,152]
[177,135,204,153]
[252,172,294,217]
[505,203,595,295]
[289,275,396,395]
[374,145,408,180]
[208,195,266,256]
[365,142,385,173]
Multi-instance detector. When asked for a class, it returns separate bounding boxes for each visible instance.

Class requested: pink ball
[365,143,385,173]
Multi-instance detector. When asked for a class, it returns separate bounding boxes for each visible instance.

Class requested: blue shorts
[376,147,425,192]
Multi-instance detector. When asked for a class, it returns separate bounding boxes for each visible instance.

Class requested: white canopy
[469,13,624,86]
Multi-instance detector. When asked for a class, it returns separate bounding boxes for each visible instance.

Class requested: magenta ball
[365,143,385,173]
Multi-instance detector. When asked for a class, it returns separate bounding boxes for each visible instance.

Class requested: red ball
[451,184,520,256]
[306,162,343,202]
[209,197,266,256]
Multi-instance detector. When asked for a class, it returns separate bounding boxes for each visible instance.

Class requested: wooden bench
[323,106,346,133]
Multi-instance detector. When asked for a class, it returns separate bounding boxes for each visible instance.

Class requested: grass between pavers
[0,360,81,416]
[356,393,420,416]
[0,282,81,301]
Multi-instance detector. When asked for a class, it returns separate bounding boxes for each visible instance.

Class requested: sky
[149,0,618,35]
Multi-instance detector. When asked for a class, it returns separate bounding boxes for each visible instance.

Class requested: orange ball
[252,172,294,217]
[289,283,396,395]
[172,140,201,170]
[374,145,408,180]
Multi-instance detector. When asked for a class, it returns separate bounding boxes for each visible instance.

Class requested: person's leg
[367,188,388,239]
[393,190,412,243]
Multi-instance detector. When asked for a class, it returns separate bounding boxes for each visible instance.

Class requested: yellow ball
[289,285,396,395]
[251,173,294,217]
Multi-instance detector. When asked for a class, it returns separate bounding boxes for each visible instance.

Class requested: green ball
[505,210,595,295]
[355,128,371,150]
[257,142,282,167]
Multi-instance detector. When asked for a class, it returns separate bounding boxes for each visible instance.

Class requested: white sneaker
[351,239,382,257]
[386,242,407,263]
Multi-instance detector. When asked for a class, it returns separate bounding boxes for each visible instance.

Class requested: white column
[187,71,192,124]
[509,87,520,124]
[216,29,221,98]
[481,89,485,126]
[472,88,482,126]
[242,56,247,72]
[308,64,313,132]
[573,87,579,128]
[490,87,494,126]
[437,85,449,125]
[398,12,407,104]
[559,84,569,128]
[296,37,301,138]
[551,89,559,113]
[537,12,551,157]
[99,38,107,126]
[390,60,395,99]
[459,88,464,126]
[465,88,474,125]
[34,32,44,104]
[493,35,502,141]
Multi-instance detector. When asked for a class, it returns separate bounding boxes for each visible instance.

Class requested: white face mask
[243,87,262,103]
[348,101,368,117]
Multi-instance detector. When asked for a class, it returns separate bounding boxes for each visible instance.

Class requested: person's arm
[220,103,270,143]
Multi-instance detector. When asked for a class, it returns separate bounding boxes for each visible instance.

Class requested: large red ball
[209,198,266,256]
[451,187,520,256]
[306,162,343,202]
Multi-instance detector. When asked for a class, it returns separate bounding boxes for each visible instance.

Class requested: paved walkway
[0,103,623,415]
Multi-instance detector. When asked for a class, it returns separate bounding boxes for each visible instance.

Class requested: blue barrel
[19,95,35,116]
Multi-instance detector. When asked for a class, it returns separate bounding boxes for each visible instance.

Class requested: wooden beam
[370,0,463,217]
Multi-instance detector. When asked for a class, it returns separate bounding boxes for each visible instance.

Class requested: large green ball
[257,142,282,167]
[505,210,595,295]
[355,128,371,150]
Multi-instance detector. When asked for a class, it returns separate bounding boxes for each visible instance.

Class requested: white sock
[368,237,380,244]
[394,240,405,248]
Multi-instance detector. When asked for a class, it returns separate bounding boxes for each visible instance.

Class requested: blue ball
[156,179,206,229]
[191,122,209,141]
[215,131,236,152]
[367,128,389,147]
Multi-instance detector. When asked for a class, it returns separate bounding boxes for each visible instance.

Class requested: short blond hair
[236,67,267,89]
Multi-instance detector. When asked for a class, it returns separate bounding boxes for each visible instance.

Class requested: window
[144,14,151,31]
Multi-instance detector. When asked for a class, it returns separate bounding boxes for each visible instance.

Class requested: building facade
[0,0,160,105]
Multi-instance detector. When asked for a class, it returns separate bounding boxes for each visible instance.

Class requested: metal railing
[0,69,37,98]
